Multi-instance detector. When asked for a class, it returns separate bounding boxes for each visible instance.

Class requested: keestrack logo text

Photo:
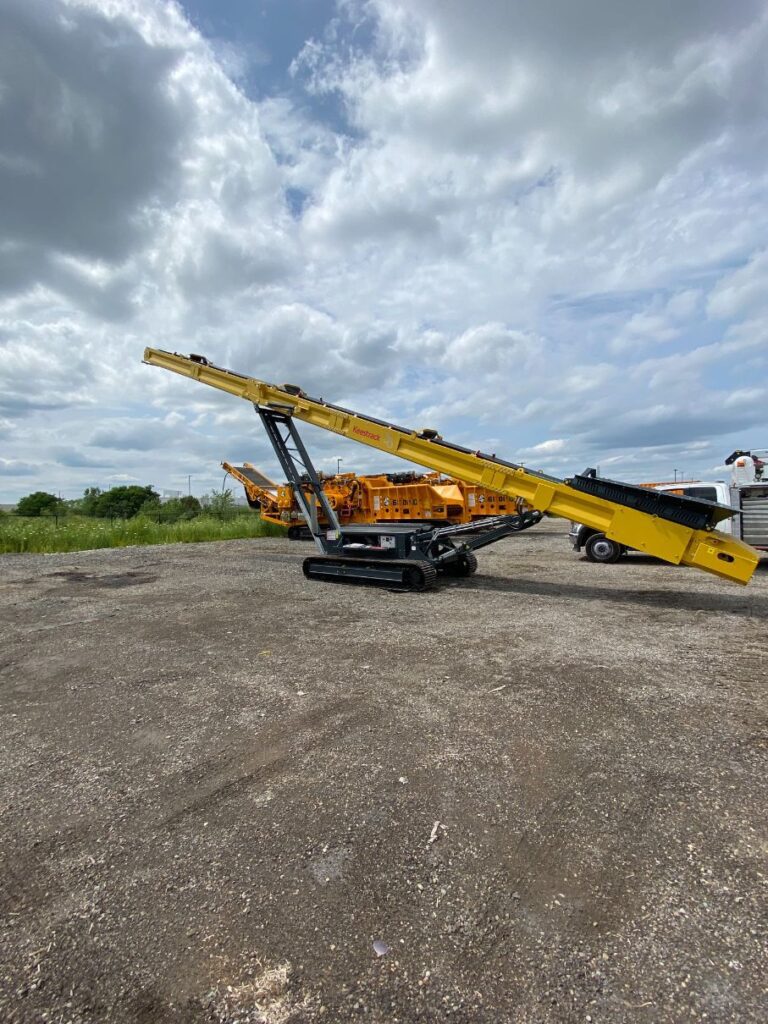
[352,426,382,441]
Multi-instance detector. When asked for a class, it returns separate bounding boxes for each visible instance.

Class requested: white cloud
[529,439,566,454]
[707,251,768,319]
[442,324,537,374]
[0,0,185,272]
[665,289,700,320]
[1,0,768,501]
[0,458,39,476]
[610,312,680,353]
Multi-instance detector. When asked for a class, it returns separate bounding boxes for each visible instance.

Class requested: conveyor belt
[568,473,735,530]
[231,465,276,490]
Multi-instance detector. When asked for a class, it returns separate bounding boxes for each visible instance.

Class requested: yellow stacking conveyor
[143,348,759,585]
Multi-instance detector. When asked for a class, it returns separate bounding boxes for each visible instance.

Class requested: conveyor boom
[143,349,759,585]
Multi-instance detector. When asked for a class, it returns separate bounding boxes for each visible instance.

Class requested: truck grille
[742,493,768,549]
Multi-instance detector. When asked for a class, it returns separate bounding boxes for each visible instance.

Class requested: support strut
[255,405,341,555]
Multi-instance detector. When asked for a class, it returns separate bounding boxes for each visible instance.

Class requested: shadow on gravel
[606,554,768,572]
[468,575,768,617]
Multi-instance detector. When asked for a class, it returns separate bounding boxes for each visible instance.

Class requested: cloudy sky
[1,0,767,501]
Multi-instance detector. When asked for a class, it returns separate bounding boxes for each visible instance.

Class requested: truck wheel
[585,533,624,563]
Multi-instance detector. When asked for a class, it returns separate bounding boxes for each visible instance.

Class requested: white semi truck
[570,449,768,562]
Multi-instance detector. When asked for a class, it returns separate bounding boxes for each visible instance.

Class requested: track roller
[443,550,479,577]
[401,560,439,591]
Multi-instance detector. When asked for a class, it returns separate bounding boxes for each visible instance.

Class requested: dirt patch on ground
[1,520,766,1022]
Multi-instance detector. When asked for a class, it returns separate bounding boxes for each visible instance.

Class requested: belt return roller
[142,348,760,586]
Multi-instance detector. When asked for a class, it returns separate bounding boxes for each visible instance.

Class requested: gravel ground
[1,519,766,1024]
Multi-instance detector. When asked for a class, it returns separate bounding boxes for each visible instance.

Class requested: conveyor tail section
[568,473,735,530]
[143,349,760,585]
[222,461,279,513]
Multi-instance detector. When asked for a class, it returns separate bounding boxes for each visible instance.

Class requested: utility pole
[188,474,191,496]
[336,458,343,475]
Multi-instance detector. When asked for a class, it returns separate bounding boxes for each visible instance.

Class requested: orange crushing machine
[222,461,529,539]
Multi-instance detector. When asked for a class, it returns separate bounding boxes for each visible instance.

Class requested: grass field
[0,513,286,554]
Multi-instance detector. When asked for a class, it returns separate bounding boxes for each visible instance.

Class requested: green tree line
[8,486,241,523]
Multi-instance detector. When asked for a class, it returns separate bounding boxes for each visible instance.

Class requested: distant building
[161,489,182,503]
